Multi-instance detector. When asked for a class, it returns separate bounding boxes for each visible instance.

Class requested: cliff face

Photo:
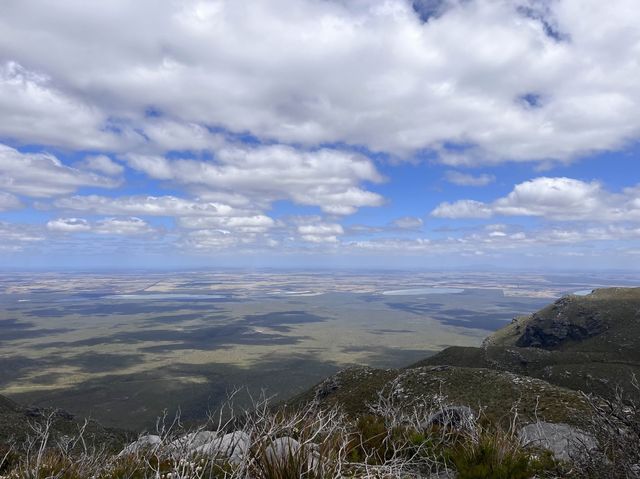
[514,296,606,348]
[486,287,640,351]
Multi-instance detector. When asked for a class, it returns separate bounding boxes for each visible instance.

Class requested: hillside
[414,287,640,401]
[0,392,128,451]
[290,364,592,428]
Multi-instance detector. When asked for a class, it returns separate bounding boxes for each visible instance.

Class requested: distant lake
[381,288,465,296]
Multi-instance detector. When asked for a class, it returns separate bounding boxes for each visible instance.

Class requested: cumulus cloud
[343,223,640,258]
[347,237,431,252]
[1,1,639,163]
[53,194,236,217]
[0,222,45,252]
[177,215,275,233]
[391,216,424,229]
[432,199,493,219]
[47,217,91,232]
[432,177,640,221]
[125,145,384,214]
[180,229,237,251]
[93,217,155,235]
[46,216,155,235]
[0,62,122,150]
[0,192,22,211]
[0,144,119,197]
[298,223,344,243]
[445,171,495,186]
[79,155,124,176]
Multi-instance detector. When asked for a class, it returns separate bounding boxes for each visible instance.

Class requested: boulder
[119,434,162,456]
[168,430,217,454]
[263,437,302,466]
[194,431,250,464]
[519,421,597,461]
[422,406,475,431]
[263,437,321,471]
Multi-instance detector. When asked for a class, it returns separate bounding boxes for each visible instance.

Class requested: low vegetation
[4,384,638,479]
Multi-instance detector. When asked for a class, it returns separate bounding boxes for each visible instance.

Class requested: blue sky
[1,0,639,270]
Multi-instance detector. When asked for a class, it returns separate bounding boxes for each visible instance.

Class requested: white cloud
[177,214,275,233]
[93,217,155,235]
[125,145,384,214]
[347,238,431,252]
[0,192,22,211]
[445,171,495,186]
[298,223,344,243]
[53,194,237,217]
[79,155,124,176]
[0,222,45,251]
[0,143,119,197]
[432,177,640,222]
[180,229,237,251]
[46,216,155,235]
[343,223,640,258]
[432,199,493,219]
[0,62,122,150]
[139,120,224,152]
[52,194,278,236]
[391,216,424,229]
[47,218,91,232]
[1,1,639,163]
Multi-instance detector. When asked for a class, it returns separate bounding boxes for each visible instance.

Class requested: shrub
[571,376,640,478]
[0,389,612,479]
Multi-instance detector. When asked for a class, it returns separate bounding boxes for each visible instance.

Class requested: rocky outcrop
[519,421,597,461]
[421,406,475,431]
[118,434,162,456]
[193,431,250,464]
[515,297,606,348]
[119,431,322,469]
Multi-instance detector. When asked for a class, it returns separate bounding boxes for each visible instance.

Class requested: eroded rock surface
[519,421,597,461]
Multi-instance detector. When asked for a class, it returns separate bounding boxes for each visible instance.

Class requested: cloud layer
[1,0,640,163]
[1,0,639,267]
[432,177,640,222]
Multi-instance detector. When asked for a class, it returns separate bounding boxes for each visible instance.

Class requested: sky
[1,0,639,270]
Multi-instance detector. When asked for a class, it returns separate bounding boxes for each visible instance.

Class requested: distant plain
[1,270,636,430]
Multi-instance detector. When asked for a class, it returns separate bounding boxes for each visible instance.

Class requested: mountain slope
[415,287,640,401]
[0,392,129,450]
[290,364,592,428]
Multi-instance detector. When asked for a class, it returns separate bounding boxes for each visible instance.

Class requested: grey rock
[195,431,250,464]
[119,434,162,456]
[263,436,302,466]
[422,406,475,430]
[263,437,321,471]
[519,421,597,461]
[168,431,217,454]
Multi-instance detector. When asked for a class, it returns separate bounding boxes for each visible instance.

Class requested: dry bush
[570,375,640,478]
[0,388,578,479]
